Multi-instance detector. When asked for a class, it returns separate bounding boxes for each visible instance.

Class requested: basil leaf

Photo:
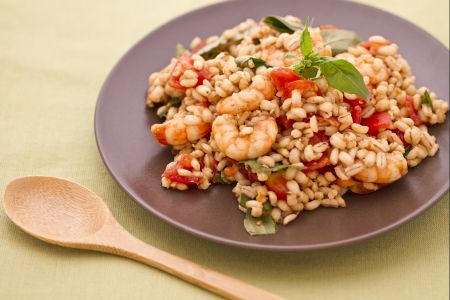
[213,171,232,184]
[239,160,269,174]
[239,194,251,208]
[235,56,269,71]
[195,38,228,60]
[240,160,296,175]
[300,17,313,57]
[175,43,185,57]
[422,90,434,111]
[320,29,362,56]
[243,211,277,236]
[320,59,370,101]
[270,164,291,172]
[262,16,302,34]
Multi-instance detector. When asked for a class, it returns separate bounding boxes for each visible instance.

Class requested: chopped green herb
[238,160,294,174]
[422,90,434,111]
[262,16,303,34]
[213,171,232,184]
[167,98,181,108]
[235,56,269,71]
[262,201,272,215]
[175,43,185,57]
[404,145,413,157]
[239,194,251,208]
[196,30,253,60]
[320,29,362,56]
[243,211,277,236]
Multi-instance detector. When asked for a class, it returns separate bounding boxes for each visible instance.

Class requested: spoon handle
[90,221,284,300]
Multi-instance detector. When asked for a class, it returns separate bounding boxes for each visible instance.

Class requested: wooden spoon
[3,176,284,300]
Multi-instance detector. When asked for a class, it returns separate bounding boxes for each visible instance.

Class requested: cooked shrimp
[216,74,276,115]
[353,152,408,184]
[212,114,278,161]
[151,107,212,146]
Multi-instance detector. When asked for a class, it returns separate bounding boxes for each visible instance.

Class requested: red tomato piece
[361,112,393,136]
[286,79,318,94]
[266,172,289,200]
[270,67,300,99]
[392,129,410,146]
[162,154,200,186]
[168,53,211,90]
[344,97,366,107]
[304,155,330,173]
[239,166,259,183]
[351,105,362,124]
[309,131,330,145]
[276,114,295,130]
[405,96,424,125]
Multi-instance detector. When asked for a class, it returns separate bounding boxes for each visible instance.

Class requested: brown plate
[95,0,449,251]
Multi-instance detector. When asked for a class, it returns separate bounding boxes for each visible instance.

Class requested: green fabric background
[0,0,448,299]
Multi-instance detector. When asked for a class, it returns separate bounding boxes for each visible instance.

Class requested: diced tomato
[266,172,289,200]
[168,75,186,90]
[162,154,200,186]
[239,166,259,183]
[351,105,362,124]
[178,154,193,170]
[276,114,295,130]
[344,84,374,107]
[344,96,366,107]
[309,131,330,145]
[286,79,318,94]
[392,129,410,146]
[361,112,393,136]
[270,67,301,99]
[163,170,200,185]
[168,52,211,90]
[405,96,424,125]
[319,24,337,30]
[304,155,330,173]
[196,68,211,86]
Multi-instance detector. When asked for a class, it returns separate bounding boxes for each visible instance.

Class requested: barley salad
[146,16,448,236]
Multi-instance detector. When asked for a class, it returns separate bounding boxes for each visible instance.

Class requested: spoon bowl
[3,176,283,300]
[4,177,109,245]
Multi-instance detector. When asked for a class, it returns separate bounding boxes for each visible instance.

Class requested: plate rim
[95,0,449,251]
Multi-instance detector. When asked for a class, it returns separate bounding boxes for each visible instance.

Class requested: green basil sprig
[291,17,370,102]
[262,16,303,34]
[235,56,270,71]
[320,29,362,56]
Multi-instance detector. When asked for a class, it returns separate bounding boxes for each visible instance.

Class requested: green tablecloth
[1,0,448,299]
